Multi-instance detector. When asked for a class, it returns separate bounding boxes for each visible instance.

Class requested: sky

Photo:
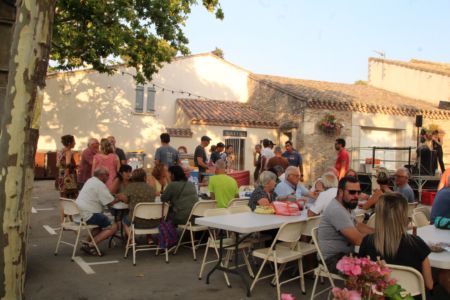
[183,0,450,83]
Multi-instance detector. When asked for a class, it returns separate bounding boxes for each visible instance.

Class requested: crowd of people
[55,132,449,295]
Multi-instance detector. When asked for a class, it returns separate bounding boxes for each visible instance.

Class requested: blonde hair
[100,138,114,155]
[374,193,409,257]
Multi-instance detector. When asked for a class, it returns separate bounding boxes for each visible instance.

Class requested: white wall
[369,60,450,105]
[38,54,250,166]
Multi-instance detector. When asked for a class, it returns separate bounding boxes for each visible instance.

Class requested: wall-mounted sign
[223,130,247,137]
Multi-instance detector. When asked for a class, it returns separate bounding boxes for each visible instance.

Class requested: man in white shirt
[260,139,274,171]
[308,172,339,217]
[76,167,120,254]
[274,166,312,199]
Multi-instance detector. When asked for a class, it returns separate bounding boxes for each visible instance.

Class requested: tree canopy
[51,0,223,83]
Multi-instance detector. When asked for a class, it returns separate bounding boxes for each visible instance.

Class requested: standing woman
[359,193,434,292]
[57,134,78,199]
[253,144,262,182]
[92,138,119,190]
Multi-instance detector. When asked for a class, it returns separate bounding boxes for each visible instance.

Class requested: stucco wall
[38,54,250,167]
[368,60,450,105]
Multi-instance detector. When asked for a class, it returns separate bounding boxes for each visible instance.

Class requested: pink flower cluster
[332,288,361,300]
[332,256,398,300]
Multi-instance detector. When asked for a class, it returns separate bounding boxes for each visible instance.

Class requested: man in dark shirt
[194,136,211,182]
[430,180,450,224]
[282,140,303,181]
[107,136,127,165]
[210,142,224,163]
[267,146,289,171]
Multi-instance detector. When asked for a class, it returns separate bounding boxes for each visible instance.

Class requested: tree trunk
[0,0,55,298]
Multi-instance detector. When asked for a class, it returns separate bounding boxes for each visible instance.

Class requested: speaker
[415,115,423,127]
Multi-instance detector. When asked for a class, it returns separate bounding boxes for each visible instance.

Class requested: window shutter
[135,86,144,113]
[146,86,156,112]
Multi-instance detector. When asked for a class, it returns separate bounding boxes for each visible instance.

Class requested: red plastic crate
[421,190,436,206]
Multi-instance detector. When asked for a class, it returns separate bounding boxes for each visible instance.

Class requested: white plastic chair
[54,198,101,260]
[227,198,250,207]
[413,206,430,221]
[173,200,217,260]
[388,264,426,300]
[198,208,254,286]
[124,202,169,265]
[310,227,345,300]
[367,213,376,229]
[412,212,429,228]
[407,202,418,219]
[250,220,306,300]
[228,205,252,214]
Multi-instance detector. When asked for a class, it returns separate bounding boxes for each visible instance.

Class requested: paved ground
[25,180,329,300]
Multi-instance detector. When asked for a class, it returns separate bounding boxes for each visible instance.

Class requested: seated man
[307,172,338,217]
[393,167,415,203]
[318,176,374,272]
[208,159,239,208]
[274,166,313,199]
[430,177,450,224]
[76,167,120,256]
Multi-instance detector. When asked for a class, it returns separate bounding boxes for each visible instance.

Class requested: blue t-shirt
[274,180,309,198]
[282,151,302,167]
[430,187,450,224]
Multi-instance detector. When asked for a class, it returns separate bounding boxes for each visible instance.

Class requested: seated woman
[147,164,169,196]
[119,168,158,237]
[109,164,132,224]
[161,165,198,226]
[361,171,392,210]
[359,193,433,291]
[248,171,278,211]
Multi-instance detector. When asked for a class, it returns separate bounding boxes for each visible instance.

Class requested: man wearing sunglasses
[318,176,374,272]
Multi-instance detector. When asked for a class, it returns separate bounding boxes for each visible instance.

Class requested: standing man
[194,136,211,182]
[253,144,262,182]
[154,133,179,167]
[107,136,127,166]
[318,176,374,272]
[282,140,304,181]
[335,138,349,179]
[394,167,415,203]
[260,139,274,171]
[77,138,100,190]
[267,146,289,171]
[208,160,239,208]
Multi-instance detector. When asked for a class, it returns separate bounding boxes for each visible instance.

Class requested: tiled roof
[177,98,279,128]
[166,128,193,138]
[369,57,450,77]
[250,74,450,120]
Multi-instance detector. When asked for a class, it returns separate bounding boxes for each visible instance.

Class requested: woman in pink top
[92,138,119,190]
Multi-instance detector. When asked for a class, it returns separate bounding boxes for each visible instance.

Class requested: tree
[211,47,224,59]
[0,0,222,298]
[51,0,224,83]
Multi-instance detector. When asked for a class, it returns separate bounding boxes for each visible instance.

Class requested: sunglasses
[346,189,361,195]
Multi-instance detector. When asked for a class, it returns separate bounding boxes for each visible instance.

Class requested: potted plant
[332,256,414,300]
[318,114,343,135]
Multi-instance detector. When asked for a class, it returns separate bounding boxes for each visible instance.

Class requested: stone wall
[300,109,352,183]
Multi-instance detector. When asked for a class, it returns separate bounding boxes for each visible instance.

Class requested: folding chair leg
[271,263,286,286]
[189,229,197,260]
[299,258,305,294]
[124,231,131,258]
[132,229,136,266]
[274,256,281,300]
[71,227,82,260]
[242,249,254,278]
[222,250,232,288]
[173,226,187,255]
[250,257,269,292]
[86,228,101,256]
[195,231,206,249]
[198,239,210,279]
[165,249,169,263]
[310,270,319,300]
[54,224,64,255]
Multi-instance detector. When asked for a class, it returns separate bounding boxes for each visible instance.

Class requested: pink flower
[332,288,361,300]
[281,293,296,300]
[336,256,362,276]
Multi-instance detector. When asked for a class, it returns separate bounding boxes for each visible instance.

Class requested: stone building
[248,73,450,182]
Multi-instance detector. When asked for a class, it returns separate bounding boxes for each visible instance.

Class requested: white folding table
[196,211,308,296]
[411,225,450,269]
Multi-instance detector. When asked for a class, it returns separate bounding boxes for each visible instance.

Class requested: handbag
[158,182,186,249]
[63,174,78,191]
[272,201,301,216]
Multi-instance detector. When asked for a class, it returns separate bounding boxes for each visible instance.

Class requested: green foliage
[211,47,224,58]
[354,80,367,85]
[51,0,223,84]
[384,284,414,300]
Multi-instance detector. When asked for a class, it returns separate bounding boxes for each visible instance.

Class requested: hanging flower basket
[318,114,343,136]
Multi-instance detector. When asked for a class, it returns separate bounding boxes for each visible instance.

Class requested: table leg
[234,232,251,297]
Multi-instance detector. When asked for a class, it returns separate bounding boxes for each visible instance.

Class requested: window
[135,86,144,113]
[146,87,156,112]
